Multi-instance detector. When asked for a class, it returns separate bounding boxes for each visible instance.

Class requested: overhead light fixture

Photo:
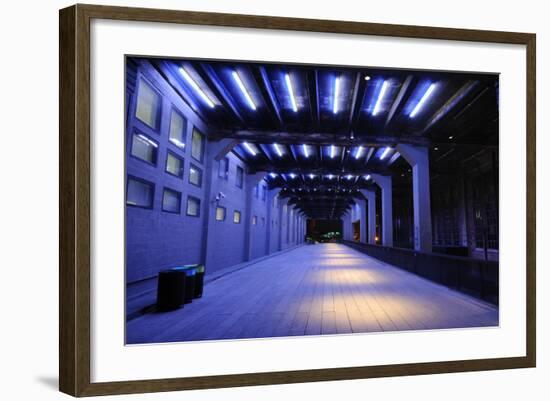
[309,174,315,179]
[179,67,215,108]
[302,144,309,158]
[448,135,454,140]
[346,174,353,180]
[354,146,364,159]
[380,147,392,160]
[243,142,257,156]
[333,76,340,114]
[269,172,278,178]
[232,70,256,110]
[327,174,334,179]
[372,80,389,116]
[409,82,437,118]
[273,143,284,157]
[364,174,371,180]
[330,145,336,159]
[289,173,296,179]
[364,75,371,81]
[285,73,298,112]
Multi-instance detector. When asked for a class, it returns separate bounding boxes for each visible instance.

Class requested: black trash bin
[172,266,196,304]
[156,269,186,311]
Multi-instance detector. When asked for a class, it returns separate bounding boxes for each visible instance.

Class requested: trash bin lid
[172,266,197,276]
[160,269,185,276]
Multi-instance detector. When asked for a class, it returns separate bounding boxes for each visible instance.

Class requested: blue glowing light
[372,80,389,116]
[232,71,256,110]
[285,73,298,112]
[333,76,340,114]
[302,144,309,158]
[243,142,257,156]
[409,82,437,118]
[273,143,284,157]
[179,67,215,108]
[380,147,392,160]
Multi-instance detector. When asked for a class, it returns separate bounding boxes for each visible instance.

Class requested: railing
[343,241,498,305]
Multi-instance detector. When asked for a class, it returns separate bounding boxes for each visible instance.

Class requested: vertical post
[342,212,351,241]
[278,198,289,251]
[396,144,433,252]
[202,139,238,268]
[353,197,368,243]
[457,172,468,246]
[371,174,393,247]
[265,188,281,255]
[243,172,268,261]
[359,189,377,244]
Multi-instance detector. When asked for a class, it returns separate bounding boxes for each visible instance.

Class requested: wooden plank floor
[127,243,498,344]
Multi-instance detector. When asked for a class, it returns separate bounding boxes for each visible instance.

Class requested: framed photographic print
[59,4,536,397]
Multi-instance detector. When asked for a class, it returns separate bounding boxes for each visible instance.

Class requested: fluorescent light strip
[354,146,364,159]
[372,80,389,116]
[269,173,277,178]
[330,145,336,159]
[333,76,340,114]
[380,147,392,160]
[273,143,283,157]
[309,174,315,179]
[243,142,257,156]
[232,71,256,110]
[178,67,215,108]
[289,173,296,179]
[410,83,437,118]
[364,174,371,180]
[302,144,309,158]
[285,73,298,112]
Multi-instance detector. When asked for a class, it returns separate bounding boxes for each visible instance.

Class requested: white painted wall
[0,1,547,400]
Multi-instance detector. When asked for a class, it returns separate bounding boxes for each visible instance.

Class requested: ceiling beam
[272,182,378,191]
[348,72,365,133]
[385,75,413,127]
[421,80,479,135]
[307,70,320,130]
[196,63,246,125]
[254,66,284,128]
[251,165,391,175]
[212,129,431,146]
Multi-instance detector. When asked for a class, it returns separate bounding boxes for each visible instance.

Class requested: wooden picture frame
[59,3,536,397]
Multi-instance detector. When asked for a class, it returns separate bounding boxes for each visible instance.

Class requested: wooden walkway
[127,243,498,344]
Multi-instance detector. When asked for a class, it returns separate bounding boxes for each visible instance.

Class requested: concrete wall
[268,191,282,253]
[126,61,303,284]
[126,60,208,282]
[204,152,248,272]
[250,180,270,260]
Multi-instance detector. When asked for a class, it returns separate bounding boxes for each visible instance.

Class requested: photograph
[124,56,500,345]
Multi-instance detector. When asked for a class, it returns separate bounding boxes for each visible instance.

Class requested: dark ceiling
[142,57,499,219]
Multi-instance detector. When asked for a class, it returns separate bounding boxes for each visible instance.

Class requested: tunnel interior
[125,56,499,324]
